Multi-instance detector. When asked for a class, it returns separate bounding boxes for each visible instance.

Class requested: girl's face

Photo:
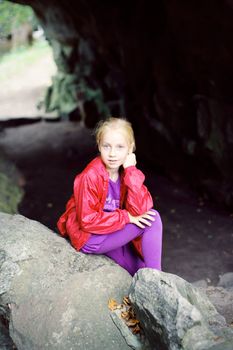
[99,128,133,173]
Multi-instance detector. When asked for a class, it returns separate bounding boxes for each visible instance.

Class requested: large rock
[129,269,233,350]
[202,286,233,325]
[193,273,233,325]
[218,272,233,289]
[0,212,132,350]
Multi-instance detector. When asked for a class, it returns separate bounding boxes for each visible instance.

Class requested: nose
[109,147,116,157]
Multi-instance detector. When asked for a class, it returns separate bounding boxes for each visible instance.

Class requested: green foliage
[44,73,109,118]
[0,0,36,38]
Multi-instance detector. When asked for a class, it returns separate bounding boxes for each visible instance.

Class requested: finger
[139,218,152,227]
[135,222,145,228]
[147,210,157,216]
[146,214,156,221]
[141,214,155,222]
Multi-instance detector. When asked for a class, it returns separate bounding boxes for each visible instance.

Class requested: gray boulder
[129,269,233,350]
[201,286,233,325]
[218,272,233,289]
[192,274,233,325]
[0,212,132,350]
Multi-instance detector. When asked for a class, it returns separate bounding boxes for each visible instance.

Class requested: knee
[150,208,161,219]
[150,209,163,229]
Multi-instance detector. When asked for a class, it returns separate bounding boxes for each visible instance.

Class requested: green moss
[44,74,109,117]
[0,172,23,214]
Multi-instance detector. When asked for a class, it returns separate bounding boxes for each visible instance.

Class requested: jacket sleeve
[57,195,76,236]
[74,172,130,234]
[123,166,153,215]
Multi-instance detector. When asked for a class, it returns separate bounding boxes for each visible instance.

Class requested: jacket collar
[86,156,124,182]
[85,156,109,181]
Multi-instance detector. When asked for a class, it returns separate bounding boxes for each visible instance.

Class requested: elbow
[128,200,153,216]
[80,220,91,232]
[79,213,94,231]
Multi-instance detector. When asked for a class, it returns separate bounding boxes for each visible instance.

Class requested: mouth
[108,159,118,164]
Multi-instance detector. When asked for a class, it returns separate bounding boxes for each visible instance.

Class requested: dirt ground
[0,47,56,120]
[0,49,232,285]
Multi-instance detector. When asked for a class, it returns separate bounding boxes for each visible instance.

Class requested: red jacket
[57,156,153,256]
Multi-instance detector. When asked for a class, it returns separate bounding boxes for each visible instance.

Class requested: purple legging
[81,209,163,276]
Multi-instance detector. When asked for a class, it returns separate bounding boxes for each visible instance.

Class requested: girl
[57,117,163,276]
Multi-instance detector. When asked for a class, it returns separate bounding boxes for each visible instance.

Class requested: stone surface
[201,286,233,325]
[1,211,233,349]
[193,273,233,325]
[0,212,132,350]
[218,272,233,289]
[192,279,208,288]
[129,269,233,350]
[110,310,145,350]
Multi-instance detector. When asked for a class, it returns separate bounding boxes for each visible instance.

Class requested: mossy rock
[0,154,23,214]
[0,173,23,214]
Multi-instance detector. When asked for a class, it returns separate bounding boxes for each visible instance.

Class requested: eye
[102,144,110,150]
[117,145,125,149]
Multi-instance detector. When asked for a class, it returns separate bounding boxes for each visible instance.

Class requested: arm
[74,171,129,234]
[123,154,153,215]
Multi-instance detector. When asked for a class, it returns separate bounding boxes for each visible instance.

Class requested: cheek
[121,151,129,160]
[99,149,106,160]
[100,151,107,159]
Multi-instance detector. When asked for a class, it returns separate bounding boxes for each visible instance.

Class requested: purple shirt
[103,177,121,212]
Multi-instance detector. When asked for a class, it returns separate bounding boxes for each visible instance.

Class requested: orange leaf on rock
[123,296,130,305]
[108,298,118,311]
[108,296,142,336]
[128,307,136,319]
[121,311,130,320]
[132,324,141,334]
[126,318,140,327]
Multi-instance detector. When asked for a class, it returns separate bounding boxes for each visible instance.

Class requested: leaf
[132,324,141,334]
[123,296,131,305]
[125,318,140,327]
[108,298,118,311]
[108,296,142,335]
[128,307,136,319]
[121,311,130,320]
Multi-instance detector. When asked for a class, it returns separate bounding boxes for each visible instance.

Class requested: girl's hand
[123,153,137,169]
[127,210,156,228]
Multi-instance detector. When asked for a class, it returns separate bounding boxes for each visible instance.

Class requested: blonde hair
[95,117,136,151]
